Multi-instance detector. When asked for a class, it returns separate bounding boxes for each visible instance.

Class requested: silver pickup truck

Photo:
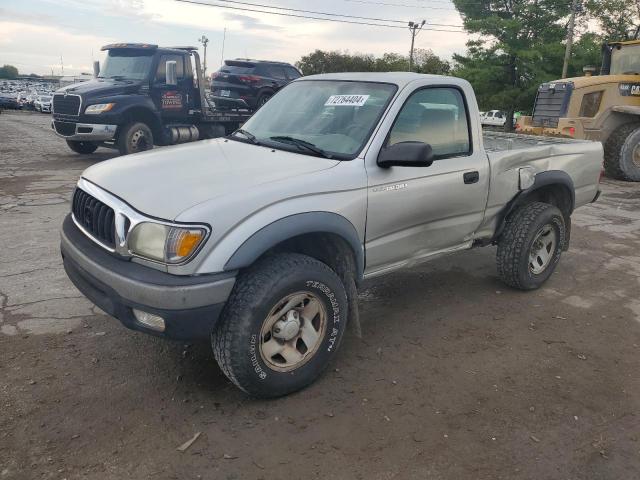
[61,72,603,397]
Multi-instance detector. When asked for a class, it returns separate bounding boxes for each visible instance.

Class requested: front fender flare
[224,212,365,279]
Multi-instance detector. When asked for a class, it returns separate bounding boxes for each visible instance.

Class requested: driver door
[365,86,490,275]
[152,53,193,121]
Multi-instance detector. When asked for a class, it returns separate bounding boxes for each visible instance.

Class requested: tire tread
[497,202,559,290]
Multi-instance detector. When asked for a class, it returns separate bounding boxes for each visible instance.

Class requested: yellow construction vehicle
[518,39,640,181]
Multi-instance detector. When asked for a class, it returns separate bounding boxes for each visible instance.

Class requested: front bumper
[60,214,236,340]
[51,120,117,141]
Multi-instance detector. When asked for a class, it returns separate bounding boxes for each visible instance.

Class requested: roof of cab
[101,43,158,51]
[297,71,452,87]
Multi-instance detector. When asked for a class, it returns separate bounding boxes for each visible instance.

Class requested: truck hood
[81,139,340,220]
[58,78,144,99]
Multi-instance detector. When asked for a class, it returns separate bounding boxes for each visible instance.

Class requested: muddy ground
[1,110,639,480]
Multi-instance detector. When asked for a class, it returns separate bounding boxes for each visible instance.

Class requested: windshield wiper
[232,128,260,145]
[269,136,333,159]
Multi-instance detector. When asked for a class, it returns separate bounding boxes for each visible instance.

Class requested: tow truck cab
[51,43,252,156]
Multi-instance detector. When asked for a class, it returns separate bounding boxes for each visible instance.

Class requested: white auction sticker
[324,94,370,107]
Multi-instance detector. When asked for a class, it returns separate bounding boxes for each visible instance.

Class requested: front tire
[212,253,348,398]
[117,121,153,156]
[66,140,98,154]
[497,202,566,290]
[604,123,640,181]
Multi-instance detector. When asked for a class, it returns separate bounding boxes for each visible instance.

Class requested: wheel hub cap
[272,310,301,341]
[632,144,640,168]
[259,291,327,372]
[529,224,557,274]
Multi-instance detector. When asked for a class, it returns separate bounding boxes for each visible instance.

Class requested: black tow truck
[51,43,253,156]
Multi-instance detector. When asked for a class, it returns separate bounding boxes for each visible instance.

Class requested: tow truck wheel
[496,202,566,291]
[212,253,348,398]
[117,121,153,156]
[66,140,98,154]
[604,122,640,182]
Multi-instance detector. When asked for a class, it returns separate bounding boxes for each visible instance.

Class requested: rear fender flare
[493,170,575,242]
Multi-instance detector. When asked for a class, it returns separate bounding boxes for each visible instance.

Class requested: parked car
[34,94,52,113]
[61,72,603,398]
[0,94,21,109]
[481,109,507,126]
[211,59,302,109]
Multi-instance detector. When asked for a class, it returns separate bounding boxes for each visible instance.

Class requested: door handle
[463,171,479,184]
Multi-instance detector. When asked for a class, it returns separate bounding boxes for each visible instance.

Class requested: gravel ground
[1,110,639,480]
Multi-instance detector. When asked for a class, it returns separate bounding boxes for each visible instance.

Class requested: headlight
[128,222,206,263]
[578,91,603,118]
[85,103,115,114]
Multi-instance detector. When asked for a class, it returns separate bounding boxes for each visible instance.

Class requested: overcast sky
[0,0,469,76]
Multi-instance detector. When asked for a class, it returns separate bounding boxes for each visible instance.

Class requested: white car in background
[34,95,52,113]
[481,109,507,126]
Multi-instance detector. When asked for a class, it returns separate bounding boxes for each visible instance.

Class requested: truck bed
[475,131,603,241]
[483,131,593,153]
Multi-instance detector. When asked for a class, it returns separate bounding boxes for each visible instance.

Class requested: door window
[285,66,302,80]
[155,55,185,84]
[387,87,470,158]
[265,65,286,80]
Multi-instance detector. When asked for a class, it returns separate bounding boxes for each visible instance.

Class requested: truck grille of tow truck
[53,94,81,116]
[531,82,573,128]
[72,188,116,248]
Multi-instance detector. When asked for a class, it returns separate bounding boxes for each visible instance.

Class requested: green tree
[0,65,19,79]
[452,0,574,129]
[296,49,450,76]
[586,0,640,40]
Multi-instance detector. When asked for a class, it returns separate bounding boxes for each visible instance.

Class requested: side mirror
[377,141,434,168]
[93,61,100,78]
[166,60,177,86]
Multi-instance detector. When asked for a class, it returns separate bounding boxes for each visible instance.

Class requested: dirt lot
[1,110,639,480]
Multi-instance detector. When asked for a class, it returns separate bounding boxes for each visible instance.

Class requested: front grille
[72,188,116,248]
[53,121,76,136]
[53,94,81,116]
[532,82,573,128]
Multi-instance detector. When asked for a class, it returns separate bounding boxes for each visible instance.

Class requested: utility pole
[220,28,227,67]
[408,20,426,72]
[198,35,209,78]
[60,55,64,76]
[562,0,579,79]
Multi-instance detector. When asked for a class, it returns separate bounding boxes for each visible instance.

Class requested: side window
[266,65,286,80]
[155,55,185,84]
[387,87,470,158]
[495,111,504,119]
[285,66,301,80]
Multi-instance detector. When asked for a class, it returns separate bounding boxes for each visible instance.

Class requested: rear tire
[256,92,272,108]
[117,121,153,156]
[212,253,348,398]
[497,202,566,290]
[66,140,98,154]
[604,123,640,182]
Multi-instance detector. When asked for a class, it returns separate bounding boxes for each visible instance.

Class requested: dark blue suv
[211,59,302,110]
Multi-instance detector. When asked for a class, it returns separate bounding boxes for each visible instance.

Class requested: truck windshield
[234,80,397,159]
[610,44,640,75]
[98,49,154,81]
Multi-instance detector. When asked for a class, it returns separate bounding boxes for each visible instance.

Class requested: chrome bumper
[51,120,117,141]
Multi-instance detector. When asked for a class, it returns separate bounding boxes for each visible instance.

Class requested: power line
[175,0,464,31]
[342,0,457,11]
[200,0,463,27]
